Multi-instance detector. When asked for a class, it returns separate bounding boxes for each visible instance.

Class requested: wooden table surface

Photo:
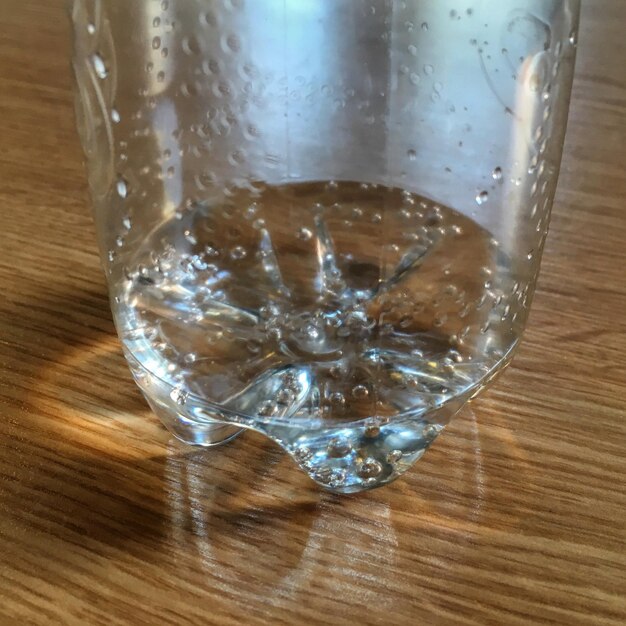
[1,1,625,624]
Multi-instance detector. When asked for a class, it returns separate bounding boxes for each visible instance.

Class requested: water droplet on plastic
[152,36,161,50]
[421,22,429,31]
[226,33,241,53]
[424,64,434,75]
[92,54,107,79]
[182,35,200,56]
[492,167,503,181]
[476,191,489,205]
[529,73,542,92]
[116,177,128,199]
[87,23,96,35]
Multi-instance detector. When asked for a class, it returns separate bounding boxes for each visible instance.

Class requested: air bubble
[352,385,369,400]
[387,450,403,464]
[364,418,381,439]
[230,246,247,261]
[87,23,96,35]
[327,437,352,458]
[258,401,277,417]
[297,227,313,241]
[408,44,418,56]
[423,424,439,439]
[357,458,382,479]
[152,36,161,50]
[407,149,417,161]
[170,387,188,406]
[303,323,320,341]
[111,108,120,124]
[294,446,312,463]
[329,365,344,380]
[423,64,434,75]
[276,388,294,404]
[330,392,346,408]
[184,230,197,245]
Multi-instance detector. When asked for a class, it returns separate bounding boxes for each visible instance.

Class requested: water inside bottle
[115,181,521,491]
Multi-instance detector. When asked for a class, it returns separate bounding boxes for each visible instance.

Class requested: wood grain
[0,1,625,624]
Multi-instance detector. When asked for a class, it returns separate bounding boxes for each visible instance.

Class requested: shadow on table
[0,278,530,618]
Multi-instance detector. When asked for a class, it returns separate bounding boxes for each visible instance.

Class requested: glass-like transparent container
[71,0,579,492]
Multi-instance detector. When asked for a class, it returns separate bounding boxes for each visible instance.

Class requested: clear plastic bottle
[71,0,579,492]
